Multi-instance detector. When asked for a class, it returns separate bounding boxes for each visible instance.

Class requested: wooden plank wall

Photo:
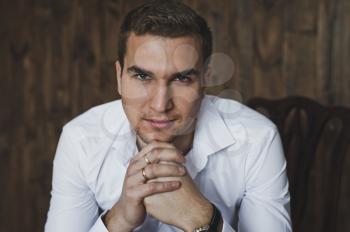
[0,0,349,231]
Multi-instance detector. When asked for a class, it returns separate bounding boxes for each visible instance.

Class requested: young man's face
[116,33,206,145]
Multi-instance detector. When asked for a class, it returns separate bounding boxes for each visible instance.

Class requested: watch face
[193,225,210,232]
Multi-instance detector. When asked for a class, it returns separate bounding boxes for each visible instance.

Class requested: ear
[202,65,212,89]
[115,61,122,96]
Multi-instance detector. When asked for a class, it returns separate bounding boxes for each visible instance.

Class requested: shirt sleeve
[238,127,292,232]
[45,126,109,232]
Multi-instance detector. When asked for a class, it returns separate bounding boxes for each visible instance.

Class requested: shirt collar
[110,96,236,175]
[186,96,236,178]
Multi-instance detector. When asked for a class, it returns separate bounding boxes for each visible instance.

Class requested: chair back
[247,96,350,232]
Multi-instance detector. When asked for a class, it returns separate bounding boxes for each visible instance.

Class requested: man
[45,1,292,232]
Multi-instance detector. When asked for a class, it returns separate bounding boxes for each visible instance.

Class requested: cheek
[121,79,149,101]
[173,88,203,118]
[121,81,149,122]
[172,85,202,107]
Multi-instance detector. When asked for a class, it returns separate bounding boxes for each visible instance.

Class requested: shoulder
[56,99,129,185]
[58,99,129,165]
[62,99,125,142]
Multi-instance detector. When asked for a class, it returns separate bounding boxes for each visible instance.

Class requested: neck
[173,131,195,155]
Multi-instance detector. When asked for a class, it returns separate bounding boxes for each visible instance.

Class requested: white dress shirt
[45,95,292,232]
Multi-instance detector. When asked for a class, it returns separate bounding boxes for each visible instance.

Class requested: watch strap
[208,203,221,232]
[192,203,221,232]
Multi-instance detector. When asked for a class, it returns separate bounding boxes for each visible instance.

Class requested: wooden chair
[246,96,350,232]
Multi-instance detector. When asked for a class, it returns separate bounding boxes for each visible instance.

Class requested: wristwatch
[192,203,221,232]
[193,225,210,232]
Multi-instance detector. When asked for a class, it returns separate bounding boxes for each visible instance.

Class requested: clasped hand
[104,141,213,232]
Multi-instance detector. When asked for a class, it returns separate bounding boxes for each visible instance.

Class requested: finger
[133,141,175,160]
[128,163,186,184]
[133,181,182,199]
[125,167,149,186]
[145,163,186,179]
[123,180,180,204]
[147,147,186,164]
[131,148,185,174]
[128,141,174,167]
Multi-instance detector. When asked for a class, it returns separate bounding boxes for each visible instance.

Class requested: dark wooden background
[0,0,349,231]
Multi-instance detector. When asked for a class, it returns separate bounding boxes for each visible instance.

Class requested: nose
[149,84,174,113]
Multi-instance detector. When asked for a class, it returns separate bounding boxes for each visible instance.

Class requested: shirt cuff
[89,210,110,232]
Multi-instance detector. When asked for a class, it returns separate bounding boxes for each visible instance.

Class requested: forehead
[125,33,202,72]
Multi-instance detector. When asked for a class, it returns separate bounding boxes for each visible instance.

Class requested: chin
[138,131,175,144]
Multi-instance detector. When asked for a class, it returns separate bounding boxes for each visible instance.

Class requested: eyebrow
[174,68,200,78]
[127,65,200,78]
[127,65,154,77]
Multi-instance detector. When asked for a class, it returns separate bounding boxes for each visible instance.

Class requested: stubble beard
[135,116,198,151]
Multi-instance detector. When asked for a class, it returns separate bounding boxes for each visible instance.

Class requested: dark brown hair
[118,0,212,69]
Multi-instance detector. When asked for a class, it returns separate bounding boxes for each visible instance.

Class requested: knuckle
[152,148,161,156]
[125,178,135,187]
[153,149,163,162]
[124,183,132,190]
[161,182,169,190]
[147,183,157,192]
[149,163,157,175]
[125,181,134,190]
[149,142,159,151]
[126,167,136,177]
[172,166,181,175]
[163,182,175,190]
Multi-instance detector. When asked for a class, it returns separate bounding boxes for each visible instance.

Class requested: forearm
[182,201,213,232]
[102,209,134,232]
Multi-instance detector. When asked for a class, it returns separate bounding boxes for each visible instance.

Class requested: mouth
[144,118,176,129]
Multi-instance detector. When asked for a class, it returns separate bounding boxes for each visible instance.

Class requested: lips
[144,118,176,129]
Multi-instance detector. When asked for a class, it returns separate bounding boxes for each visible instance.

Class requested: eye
[174,75,191,83]
[135,73,151,81]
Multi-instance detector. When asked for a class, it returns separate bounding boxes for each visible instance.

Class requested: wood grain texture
[0,0,349,231]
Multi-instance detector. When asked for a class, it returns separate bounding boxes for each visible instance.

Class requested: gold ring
[144,155,151,165]
[141,167,148,182]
